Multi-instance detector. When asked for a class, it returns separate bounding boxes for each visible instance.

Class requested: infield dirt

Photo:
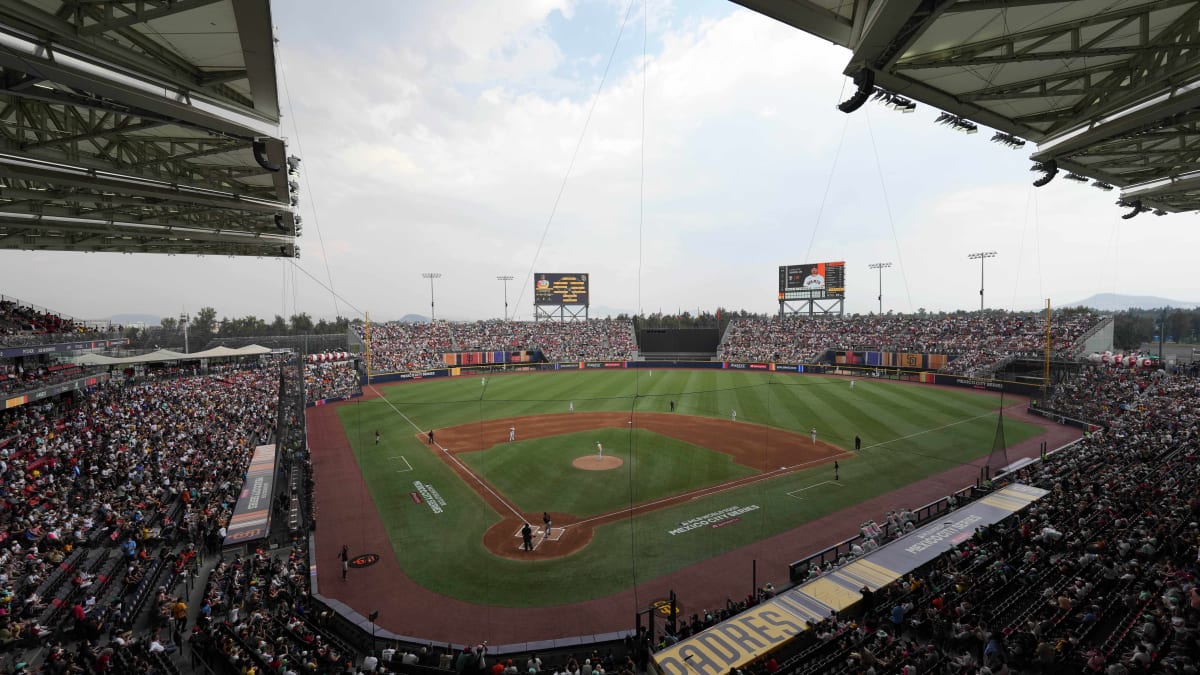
[422,412,851,561]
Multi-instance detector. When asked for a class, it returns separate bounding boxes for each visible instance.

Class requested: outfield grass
[335,370,1042,607]
[460,428,758,517]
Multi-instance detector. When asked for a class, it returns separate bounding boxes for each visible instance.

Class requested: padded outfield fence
[364,358,1045,397]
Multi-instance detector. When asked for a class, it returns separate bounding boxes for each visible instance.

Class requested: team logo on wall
[651,598,682,618]
[349,554,380,569]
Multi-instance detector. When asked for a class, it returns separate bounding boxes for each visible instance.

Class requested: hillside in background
[108,313,161,326]
[1063,293,1199,312]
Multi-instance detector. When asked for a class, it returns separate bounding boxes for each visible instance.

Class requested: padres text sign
[653,603,805,675]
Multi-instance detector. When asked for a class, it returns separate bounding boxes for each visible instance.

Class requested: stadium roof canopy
[732,0,1200,216]
[75,343,270,365]
[0,0,299,257]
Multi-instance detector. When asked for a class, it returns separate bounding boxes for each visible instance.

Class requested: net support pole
[752,559,757,603]
[1043,299,1051,398]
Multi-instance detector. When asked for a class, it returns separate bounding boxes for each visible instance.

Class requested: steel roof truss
[76,1,226,37]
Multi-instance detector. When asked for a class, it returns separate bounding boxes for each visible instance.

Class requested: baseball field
[319,369,1043,609]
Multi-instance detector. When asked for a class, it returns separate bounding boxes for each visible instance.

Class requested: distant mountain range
[397,314,428,323]
[109,313,161,326]
[1062,293,1200,312]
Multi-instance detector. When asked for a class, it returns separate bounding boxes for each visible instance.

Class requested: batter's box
[512,526,565,541]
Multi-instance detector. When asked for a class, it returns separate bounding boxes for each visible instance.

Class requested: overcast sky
[1,0,1196,324]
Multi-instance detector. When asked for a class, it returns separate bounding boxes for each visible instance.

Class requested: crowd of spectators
[8,305,1199,675]
[715,364,1200,675]
[358,322,454,372]
[720,312,1104,376]
[186,545,362,673]
[304,360,361,403]
[358,320,637,372]
[0,364,279,672]
[0,362,94,397]
[0,298,114,345]
[357,313,1103,377]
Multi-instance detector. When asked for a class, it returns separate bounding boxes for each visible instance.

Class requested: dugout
[636,328,720,360]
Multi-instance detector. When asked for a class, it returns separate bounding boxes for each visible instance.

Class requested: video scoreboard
[778,261,845,300]
[534,273,589,306]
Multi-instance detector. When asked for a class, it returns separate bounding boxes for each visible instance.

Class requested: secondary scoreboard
[779,262,845,300]
[534,273,589,306]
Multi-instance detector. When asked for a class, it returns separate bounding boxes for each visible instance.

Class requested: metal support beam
[78,0,225,36]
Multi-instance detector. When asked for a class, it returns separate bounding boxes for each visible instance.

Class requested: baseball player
[596,441,603,459]
[509,425,516,442]
[810,427,817,444]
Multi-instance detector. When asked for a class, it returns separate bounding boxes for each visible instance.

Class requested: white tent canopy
[76,344,272,366]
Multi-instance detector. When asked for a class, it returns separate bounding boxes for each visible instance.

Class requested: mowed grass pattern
[461,428,757,517]
[335,370,1042,606]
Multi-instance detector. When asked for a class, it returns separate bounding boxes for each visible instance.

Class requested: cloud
[0,0,1193,322]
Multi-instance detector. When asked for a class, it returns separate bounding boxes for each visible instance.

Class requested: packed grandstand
[354,311,1103,377]
[0,290,1196,675]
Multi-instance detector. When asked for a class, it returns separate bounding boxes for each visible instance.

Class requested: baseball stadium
[1,2,1199,675]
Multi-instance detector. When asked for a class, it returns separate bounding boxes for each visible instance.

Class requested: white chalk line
[514,525,564,543]
[786,480,846,500]
[389,455,413,473]
[368,385,524,521]
[860,407,1006,451]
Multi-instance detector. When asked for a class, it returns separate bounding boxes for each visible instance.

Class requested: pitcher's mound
[572,455,623,471]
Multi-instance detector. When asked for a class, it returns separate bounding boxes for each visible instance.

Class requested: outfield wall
[363,359,1043,396]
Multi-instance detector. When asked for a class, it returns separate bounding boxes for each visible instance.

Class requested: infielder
[731,409,737,422]
[509,425,516,442]
[810,427,817,444]
[596,441,603,459]
[569,401,574,412]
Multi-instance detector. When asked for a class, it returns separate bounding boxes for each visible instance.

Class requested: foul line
[368,385,524,521]
[861,408,1007,451]
[567,451,855,530]
[786,480,846,499]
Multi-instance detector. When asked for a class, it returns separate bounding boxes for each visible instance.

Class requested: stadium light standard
[968,251,997,311]
[422,272,442,321]
[496,275,514,321]
[179,312,189,353]
[868,262,892,315]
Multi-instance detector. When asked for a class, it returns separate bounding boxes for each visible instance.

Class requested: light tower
[496,275,514,320]
[422,272,442,321]
[868,262,892,315]
[967,251,997,311]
